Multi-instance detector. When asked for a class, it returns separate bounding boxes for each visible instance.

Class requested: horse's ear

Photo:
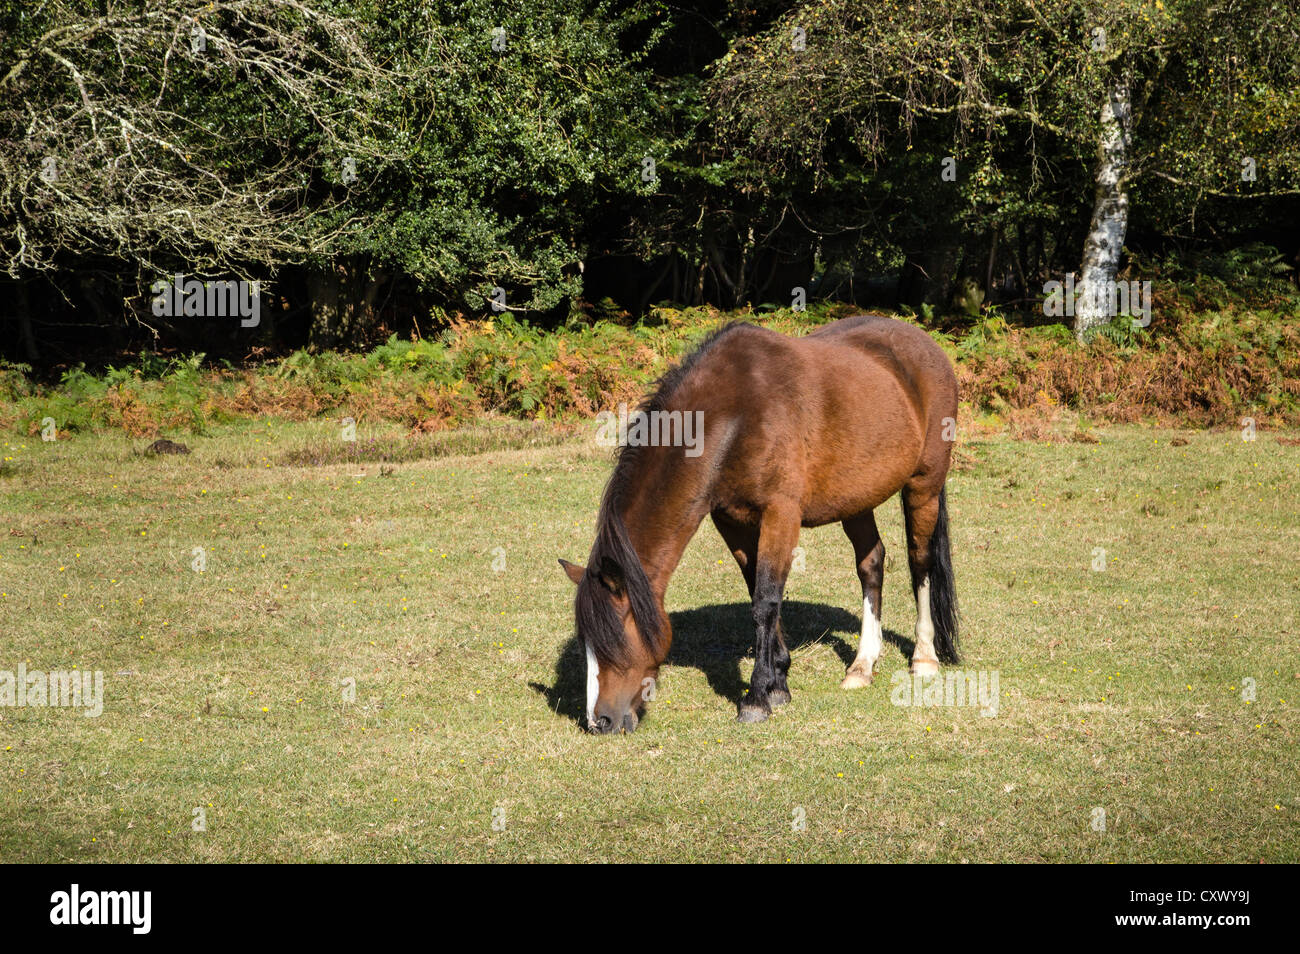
[558,559,585,586]
[597,556,626,596]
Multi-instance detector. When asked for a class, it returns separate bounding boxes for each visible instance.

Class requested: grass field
[0,419,1296,862]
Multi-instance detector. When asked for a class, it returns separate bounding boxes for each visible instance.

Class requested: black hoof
[768,688,791,707]
[737,703,771,723]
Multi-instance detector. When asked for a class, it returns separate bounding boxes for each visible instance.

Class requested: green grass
[0,421,1295,862]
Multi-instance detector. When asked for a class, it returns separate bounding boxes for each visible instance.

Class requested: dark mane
[576,322,752,670]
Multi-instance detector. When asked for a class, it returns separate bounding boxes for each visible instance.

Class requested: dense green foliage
[1,0,1297,358]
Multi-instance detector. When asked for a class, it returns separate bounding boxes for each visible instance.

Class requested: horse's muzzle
[589,711,639,734]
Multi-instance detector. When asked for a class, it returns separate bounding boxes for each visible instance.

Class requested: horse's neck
[618,451,710,597]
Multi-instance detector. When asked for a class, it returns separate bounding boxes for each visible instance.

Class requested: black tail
[928,486,960,663]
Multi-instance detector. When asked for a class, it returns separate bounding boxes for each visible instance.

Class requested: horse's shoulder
[703,321,792,356]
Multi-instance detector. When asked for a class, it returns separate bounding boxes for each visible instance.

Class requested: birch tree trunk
[1074,76,1133,341]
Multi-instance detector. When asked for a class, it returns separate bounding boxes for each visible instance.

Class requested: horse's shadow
[530,600,915,726]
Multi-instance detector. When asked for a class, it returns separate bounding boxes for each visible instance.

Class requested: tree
[708,0,1300,336]
[1067,1,1300,338]
[0,1,394,287]
[0,0,669,350]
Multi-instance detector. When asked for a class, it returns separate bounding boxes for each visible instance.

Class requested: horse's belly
[799,455,916,525]
[709,413,919,527]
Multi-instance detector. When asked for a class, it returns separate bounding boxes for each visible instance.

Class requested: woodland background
[2,0,1297,371]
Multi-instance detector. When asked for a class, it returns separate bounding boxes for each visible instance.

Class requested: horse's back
[696,315,951,389]
[809,314,955,387]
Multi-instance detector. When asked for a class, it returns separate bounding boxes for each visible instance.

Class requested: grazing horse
[559,315,960,733]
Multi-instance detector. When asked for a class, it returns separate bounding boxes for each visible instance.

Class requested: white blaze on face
[585,641,600,726]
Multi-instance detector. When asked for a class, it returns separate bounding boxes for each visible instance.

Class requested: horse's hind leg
[738,500,800,722]
[841,511,885,689]
[901,481,960,676]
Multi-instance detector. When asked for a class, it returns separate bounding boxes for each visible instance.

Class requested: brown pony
[559,314,960,733]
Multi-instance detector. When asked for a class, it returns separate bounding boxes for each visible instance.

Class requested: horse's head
[560,557,667,734]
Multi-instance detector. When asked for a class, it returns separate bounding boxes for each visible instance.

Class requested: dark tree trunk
[307,266,343,350]
[13,280,39,362]
[307,257,385,351]
[899,243,960,310]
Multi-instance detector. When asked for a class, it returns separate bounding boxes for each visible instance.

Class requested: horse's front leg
[739,501,800,723]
